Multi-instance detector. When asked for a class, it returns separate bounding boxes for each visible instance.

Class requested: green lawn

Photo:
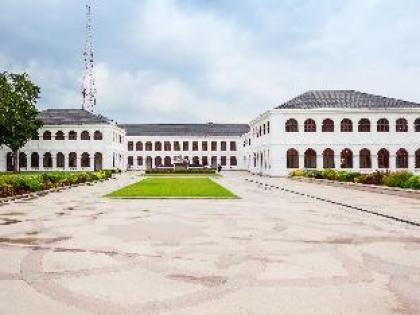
[106,177,236,198]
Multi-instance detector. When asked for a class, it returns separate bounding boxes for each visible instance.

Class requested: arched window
[304,119,316,132]
[359,149,372,168]
[340,149,353,168]
[43,131,52,140]
[286,148,299,168]
[358,119,371,132]
[285,119,299,132]
[137,156,143,166]
[69,152,77,168]
[164,141,171,151]
[56,152,65,168]
[128,142,134,151]
[304,149,317,168]
[322,119,334,132]
[323,148,335,168]
[19,152,27,168]
[32,133,39,140]
[94,153,103,171]
[94,131,103,140]
[164,156,172,167]
[155,156,162,167]
[192,156,200,166]
[340,119,353,132]
[43,153,52,168]
[81,131,90,140]
[416,149,420,168]
[396,118,408,132]
[396,148,408,168]
[31,153,39,168]
[377,119,389,132]
[145,142,153,151]
[81,152,90,167]
[55,131,65,140]
[155,141,162,151]
[68,131,77,140]
[136,141,143,151]
[377,148,390,168]
[415,118,420,132]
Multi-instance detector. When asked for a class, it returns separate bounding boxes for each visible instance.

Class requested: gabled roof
[39,109,112,125]
[120,123,250,137]
[275,90,420,110]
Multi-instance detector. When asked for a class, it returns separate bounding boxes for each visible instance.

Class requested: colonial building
[243,90,420,176]
[1,90,419,176]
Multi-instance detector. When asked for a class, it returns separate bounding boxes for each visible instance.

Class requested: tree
[0,72,43,172]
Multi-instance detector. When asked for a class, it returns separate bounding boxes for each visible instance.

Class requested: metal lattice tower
[82,0,97,112]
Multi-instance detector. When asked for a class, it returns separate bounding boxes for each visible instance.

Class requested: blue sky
[1,0,420,123]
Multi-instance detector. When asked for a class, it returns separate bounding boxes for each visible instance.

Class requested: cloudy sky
[1,0,420,123]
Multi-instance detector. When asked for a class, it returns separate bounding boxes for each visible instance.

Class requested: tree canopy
[0,72,43,170]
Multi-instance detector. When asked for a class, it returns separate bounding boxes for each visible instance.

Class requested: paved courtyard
[0,172,420,314]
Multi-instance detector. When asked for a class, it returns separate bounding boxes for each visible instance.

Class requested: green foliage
[404,175,420,189]
[383,171,413,188]
[355,171,386,185]
[0,72,43,171]
[0,170,114,197]
[145,168,216,175]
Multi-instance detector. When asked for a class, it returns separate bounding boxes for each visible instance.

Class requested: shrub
[355,171,386,185]
[322,169,337,180]
[336,171,360,182]
[404,175,420,190]
[383,171,413,188]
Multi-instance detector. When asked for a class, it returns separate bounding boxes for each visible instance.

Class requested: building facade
[1,90,419,176]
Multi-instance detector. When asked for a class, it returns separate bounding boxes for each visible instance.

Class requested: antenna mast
[82,0,97,112]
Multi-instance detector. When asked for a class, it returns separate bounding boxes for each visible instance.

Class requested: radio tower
[82,0,97,112]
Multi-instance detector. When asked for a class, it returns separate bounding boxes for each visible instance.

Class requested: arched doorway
[164,156,172,167]
[377,148,389,168]
[192,156,200,166]
[19,152,27,169]
[146,156,153,169]
[155,156,162,167]
[94,153,103,171]
[304,149,317,168]
[323,148,335,168]
[56,152,65,168]
[43,153,53,168]
[6,153,14,171]
[340,148,353,168]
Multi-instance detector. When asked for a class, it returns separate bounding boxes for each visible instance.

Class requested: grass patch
[106,177,236,198]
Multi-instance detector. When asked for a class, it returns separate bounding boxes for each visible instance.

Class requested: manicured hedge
[289,169,420,190]
[0,170,116,198]
[145,168,216,175]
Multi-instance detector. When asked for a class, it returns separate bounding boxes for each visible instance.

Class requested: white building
[1,90,419,176]
[244,90,420,176]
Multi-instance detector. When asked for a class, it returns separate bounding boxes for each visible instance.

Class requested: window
[19,152,27,168]
[81,131,90,140]
[164,141,171,151]
[94,131,103,140]
[211,141,217,151]
[192,141,199,151]
[359,149,372,168]
[396,118,408,132]
[285,119,298,132]
[323,148,335,168]
[230,141,237,151]
[137,156,143,166]
[32,133,39,140]
[183,141,189,151]
[230,156,237,166]
[248,139,251,146]
[56,152,65,168]
[155,156,162,167]
[221,156,227,166]
[396,148,408,168]
[55,131,65,140]
[221,141,227,151]
[263,124,266,135]
[43,153,52,168]
[415,118,420,132]
[69,131,77,140]
[340,119,353,132]
[155,141,162,151]
[128,156,134,166]
[192,156,200,166]
[174,141,180,151]
[211,156,217,167]
[136,141,143,151]
[340,149,353,168]
[267,121,270,133]
[81,153,90,167]
[128,141,134,151]
[31,153,39,168]
[202,141,208,151]
[259,126,262,137]
[416,149,420,168]
[304,119,316,132]
[377,148,389,168]
[164,156,172,167]
[322,119,334,132]
[287,149,299,168]
[43,131,52,140]
[358,119,370,132]
[377,119,389,132]
[145,142,153,151]
[202,156,208,166]
[304,149,316,168]
[69,152,77,168]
